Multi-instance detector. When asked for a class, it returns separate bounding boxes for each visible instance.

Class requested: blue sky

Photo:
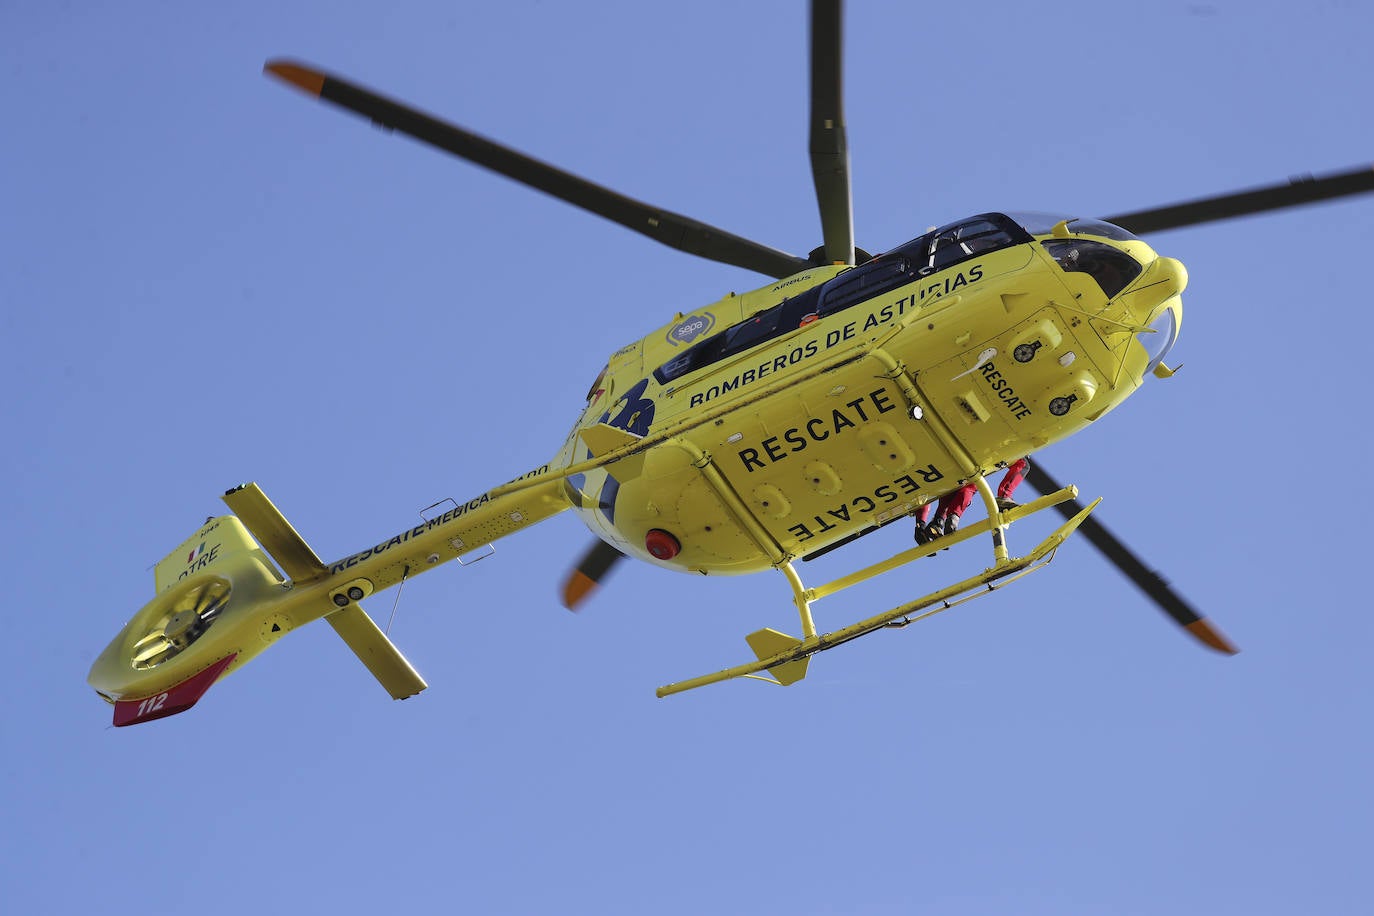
[5,1,1373,913]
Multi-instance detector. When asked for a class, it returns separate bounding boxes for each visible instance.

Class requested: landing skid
[657,484,1099,697]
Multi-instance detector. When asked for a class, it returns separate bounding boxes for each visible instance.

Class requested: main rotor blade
[809,0,855,265]
[561,540,626,612]
[1023,462,1238,655]
[1104,163,1374,235]
[264,62,811,280]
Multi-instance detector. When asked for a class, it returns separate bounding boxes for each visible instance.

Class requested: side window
[817,257,915,316]
[652,286,823,384]
[584,364,609,402]
[656,351,696,383]
[720,308,783,354]
[924,216,1019,273]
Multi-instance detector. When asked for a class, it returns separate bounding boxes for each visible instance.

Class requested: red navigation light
[644,529,681,560]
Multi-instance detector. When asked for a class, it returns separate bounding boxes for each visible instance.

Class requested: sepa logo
[666,313,715,347]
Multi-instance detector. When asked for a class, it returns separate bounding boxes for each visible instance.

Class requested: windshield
[1137,307,1179,374]
[1041,238,1142,298]
[1064,217,1137,241]
[1007,212,1138,242]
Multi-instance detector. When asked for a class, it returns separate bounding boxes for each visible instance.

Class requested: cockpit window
[1005,212,1138,242]
[1064,218,1137,242]
[920,215,1025,274]
[1041,239,1142,298]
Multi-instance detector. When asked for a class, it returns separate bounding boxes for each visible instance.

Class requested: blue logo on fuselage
[666,313,715,347]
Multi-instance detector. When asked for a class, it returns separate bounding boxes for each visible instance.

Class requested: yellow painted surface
[92,222,1186,712]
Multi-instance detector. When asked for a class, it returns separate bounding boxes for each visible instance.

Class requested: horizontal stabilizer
[222,483,328,583]
[745,628,810,686]
[112,654,238,727]
[326,605,427,699]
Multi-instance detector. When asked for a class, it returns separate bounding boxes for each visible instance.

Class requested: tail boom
[90,468,572,725]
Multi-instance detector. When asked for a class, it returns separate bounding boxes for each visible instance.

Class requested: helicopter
[89,0,1374,726]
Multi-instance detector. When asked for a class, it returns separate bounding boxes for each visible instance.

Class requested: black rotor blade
[1024,462,1237,655]
[265,62,811,280]
[809,0,855,265]
[1105,163,1374,235]
[561,540,626,612]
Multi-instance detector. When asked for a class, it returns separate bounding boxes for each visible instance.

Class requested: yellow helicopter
[89,0,1374,726]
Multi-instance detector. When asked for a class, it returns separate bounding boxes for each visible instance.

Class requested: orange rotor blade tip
[264,60,325,96]
[561,571,598,612]
[1186,619,1239,656]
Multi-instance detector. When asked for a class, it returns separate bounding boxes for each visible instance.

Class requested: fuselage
[560,212,1184,575]
[86,211,1188,714]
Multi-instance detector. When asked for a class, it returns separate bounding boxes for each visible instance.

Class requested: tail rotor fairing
[130,577,232,669]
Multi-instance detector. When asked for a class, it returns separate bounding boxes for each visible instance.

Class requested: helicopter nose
[1144,255,1187,298]
[1118,255,1186,325]
[1160,255,1186,292]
